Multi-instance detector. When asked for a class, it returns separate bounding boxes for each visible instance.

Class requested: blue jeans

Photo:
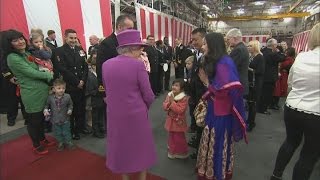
[53,121,72,143]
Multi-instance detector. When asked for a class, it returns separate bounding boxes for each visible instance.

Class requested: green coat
[7,52,53,113]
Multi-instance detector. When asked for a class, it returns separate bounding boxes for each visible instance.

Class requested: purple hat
[116,29,147,49]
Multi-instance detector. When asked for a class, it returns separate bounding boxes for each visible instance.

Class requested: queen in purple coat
[102,29,157,180]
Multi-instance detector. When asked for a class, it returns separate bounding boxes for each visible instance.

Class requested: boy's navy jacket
[86,71,104,108]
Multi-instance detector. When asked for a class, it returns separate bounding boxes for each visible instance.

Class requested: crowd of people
[0,13,319,180]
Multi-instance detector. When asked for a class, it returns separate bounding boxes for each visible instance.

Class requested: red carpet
[1,135,165,180]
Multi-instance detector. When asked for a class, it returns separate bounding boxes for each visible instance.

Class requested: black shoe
[270,175,282,180]
[189,152,198,159]
[7,121,15,126]
[270,106,279,110]
[72,134,80,140]
[93,132,105,138]
[80,129,92,135]
[258,111,271,115]
[247,123,256,132]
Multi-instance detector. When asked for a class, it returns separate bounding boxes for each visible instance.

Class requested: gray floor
[0,95,319,180]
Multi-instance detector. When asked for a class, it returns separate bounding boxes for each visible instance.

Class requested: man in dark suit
[88,35,99,56]
[260,38,285,115]
[226,28,250,96]
[96,15,135,87]
[52,29,89,140]
[144,35,159,95]
[187,28,207,159]
[163,37,173,91]
[45,30,58,50]
[174,37,193,79]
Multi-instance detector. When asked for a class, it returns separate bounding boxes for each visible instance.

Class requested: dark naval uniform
[174,44,193,79]
[144,45,159,95]
[52,44,89,139]
[1,52,27,126]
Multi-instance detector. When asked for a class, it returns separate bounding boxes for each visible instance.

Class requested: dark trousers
[69,90,86,135]
[92,106,105,134]
[272,96,280,107]
[26,111,45,147]
[158,66,164,93]
[259,82,275,112]
[150,72,159,95]
[247,84,257,126]
[272,106,320,180]
[189,103,197,130]
[255,78,264,112]
[164,65,171,90]
[175,66,184,79]
[5,82,26,122]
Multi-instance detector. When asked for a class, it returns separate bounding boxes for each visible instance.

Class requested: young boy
[185,56,194,83]
[44,79,75,151]
[86,59,105,138]
[184,56,197,133]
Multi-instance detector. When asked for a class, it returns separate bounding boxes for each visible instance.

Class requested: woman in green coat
[1,30,54,155]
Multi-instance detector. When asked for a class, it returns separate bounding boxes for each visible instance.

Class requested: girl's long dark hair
[0,29,28,57]
[200,32,227,79]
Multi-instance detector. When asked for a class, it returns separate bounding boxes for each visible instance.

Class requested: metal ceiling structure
[122,0,319,23]
[194,0,320,21]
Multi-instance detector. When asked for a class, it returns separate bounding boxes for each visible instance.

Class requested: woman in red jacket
[279,47,295,97]
[272,47,295,109]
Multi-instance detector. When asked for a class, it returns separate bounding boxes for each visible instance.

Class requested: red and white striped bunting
[242,35,269,46]
[0,0,113,51]
[135,3,196,47]
[292,30,310,52]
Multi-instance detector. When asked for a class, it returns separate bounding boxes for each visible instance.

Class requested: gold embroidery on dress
[205,127,215,179]
[197,126,210,176]
[228,138,235,173]
[222,131,228,179]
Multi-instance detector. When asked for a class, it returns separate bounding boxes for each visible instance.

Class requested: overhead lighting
[237,8,245,15]
[202,5,210,11]
[283,18,292,23]
[254,1,265,6]
[227,6,231,10]
[268,8,279,14]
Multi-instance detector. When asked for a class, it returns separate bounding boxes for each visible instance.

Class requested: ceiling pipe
[289,0,305,12]
[208,12,310,21]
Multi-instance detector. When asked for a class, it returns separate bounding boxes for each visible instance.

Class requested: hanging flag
[292,30,310,53]
[0,0,113,51]
[135,3,196,47]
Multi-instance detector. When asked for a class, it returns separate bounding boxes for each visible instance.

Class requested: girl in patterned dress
[163,79,189,159]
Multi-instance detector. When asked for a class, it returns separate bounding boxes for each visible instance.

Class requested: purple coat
[102,55,157,173]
